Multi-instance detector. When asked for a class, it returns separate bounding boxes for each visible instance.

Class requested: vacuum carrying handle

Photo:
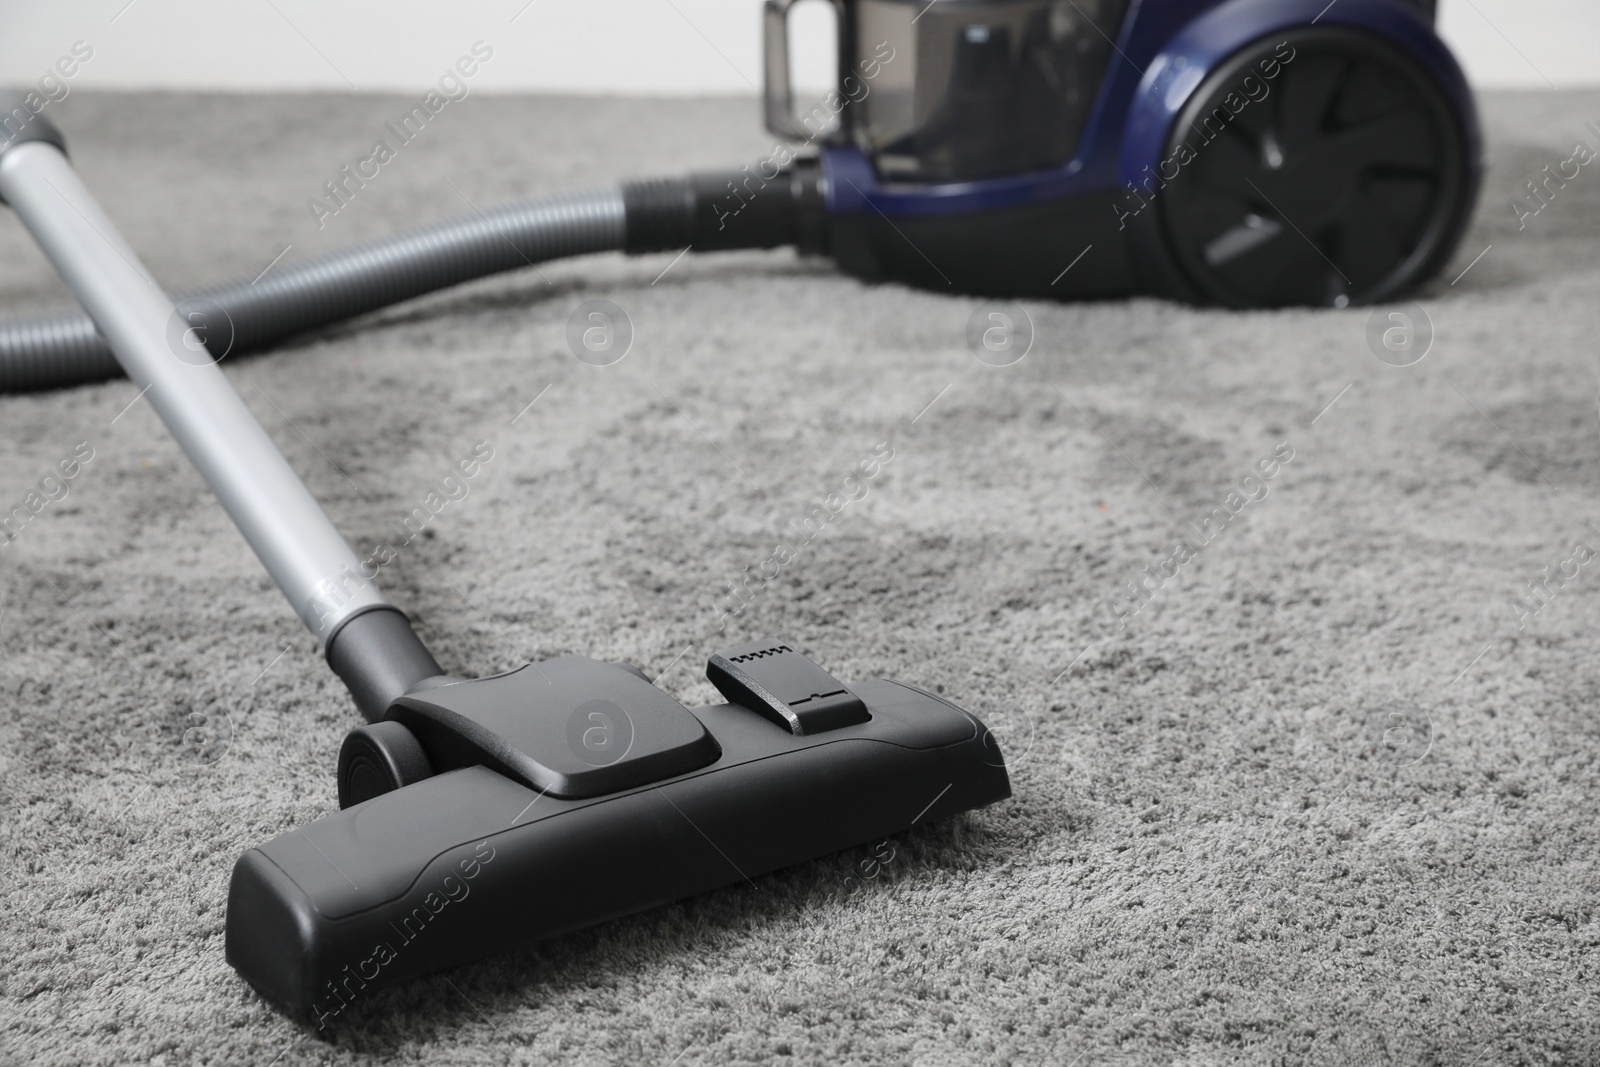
[0,113,390,647]
[763,0,845,142]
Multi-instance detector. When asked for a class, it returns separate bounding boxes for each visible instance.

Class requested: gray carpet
[3,88,1598,1066]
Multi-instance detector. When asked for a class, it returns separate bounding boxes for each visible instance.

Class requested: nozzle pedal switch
[707,639,870,734]
[387,657,720,800]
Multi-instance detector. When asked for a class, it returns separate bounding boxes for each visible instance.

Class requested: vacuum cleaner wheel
[1159,27,1472,308]
[338,720,436,808]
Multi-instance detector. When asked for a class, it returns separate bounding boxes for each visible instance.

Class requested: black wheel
[1159,27,1474,308]
[337,720,435,808]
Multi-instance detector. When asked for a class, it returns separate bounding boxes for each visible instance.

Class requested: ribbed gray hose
[0,187,627,391]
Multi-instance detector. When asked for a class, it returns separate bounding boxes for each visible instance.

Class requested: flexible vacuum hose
[0,163,824,391]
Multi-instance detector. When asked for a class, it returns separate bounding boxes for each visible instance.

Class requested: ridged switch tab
[707,638,870,735]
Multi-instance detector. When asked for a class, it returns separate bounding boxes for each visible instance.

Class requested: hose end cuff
[621,158,826,257]
[620,177,697,253]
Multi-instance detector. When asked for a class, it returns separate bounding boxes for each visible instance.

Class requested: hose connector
[621,156,827,257]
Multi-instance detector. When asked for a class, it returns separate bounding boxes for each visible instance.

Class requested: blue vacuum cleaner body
[791,0,1480,306]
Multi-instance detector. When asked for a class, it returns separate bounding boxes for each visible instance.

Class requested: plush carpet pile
[2,88,1597,1065]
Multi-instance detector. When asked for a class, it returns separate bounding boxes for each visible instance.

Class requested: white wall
[0,0,1594,95]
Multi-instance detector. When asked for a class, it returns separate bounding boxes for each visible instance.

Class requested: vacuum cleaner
[0,107,1011,1020]
[0,0,1479,1020]
[0,0,1480,393]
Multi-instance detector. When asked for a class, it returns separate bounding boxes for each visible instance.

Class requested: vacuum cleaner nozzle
[226,639,1010,1020]
[0,114,1009,1019]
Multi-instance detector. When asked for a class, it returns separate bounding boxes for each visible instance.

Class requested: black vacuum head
[225,640,1011,1022]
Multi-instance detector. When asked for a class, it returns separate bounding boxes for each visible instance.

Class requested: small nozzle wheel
[338,720,435,808]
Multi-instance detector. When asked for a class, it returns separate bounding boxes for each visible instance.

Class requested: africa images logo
[311,840,496,1028]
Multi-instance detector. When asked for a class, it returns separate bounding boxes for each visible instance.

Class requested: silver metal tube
[0,141,390,644]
